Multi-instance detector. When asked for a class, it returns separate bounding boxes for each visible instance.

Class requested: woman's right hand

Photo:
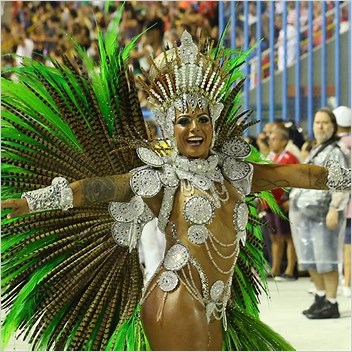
[1,198,30,219]
[326,207,339,231]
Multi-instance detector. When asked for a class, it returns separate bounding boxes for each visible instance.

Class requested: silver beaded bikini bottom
[140,237,234,330]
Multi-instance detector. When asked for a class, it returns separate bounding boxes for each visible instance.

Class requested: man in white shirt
[276,15,297,71]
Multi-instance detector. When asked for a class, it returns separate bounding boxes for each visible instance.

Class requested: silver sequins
[233,201,248,232]
[157,271,179,292]
[221,139,252,159]
[222,157,253,181]
[130,169,161,197]
[164,243,190,271]
[137,147,164,167]
[188,225,210,244]
[184,195,215,225]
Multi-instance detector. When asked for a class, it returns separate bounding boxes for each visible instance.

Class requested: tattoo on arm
[300,166,320,188]
[314,168,328,189]
[79,175,131,205]
[253,177,290,190]
[297,165,328,189]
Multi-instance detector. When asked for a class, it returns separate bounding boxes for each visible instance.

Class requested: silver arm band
[325,159,351,191]
[22,177,74,212]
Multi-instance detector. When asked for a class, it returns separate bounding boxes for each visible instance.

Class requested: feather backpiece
[1,8,149,351]
[2,13,289,351]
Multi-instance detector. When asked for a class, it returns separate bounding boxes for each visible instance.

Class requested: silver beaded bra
[108,139,254,328]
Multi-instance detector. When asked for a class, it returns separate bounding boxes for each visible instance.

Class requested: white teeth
[187,137,203,142]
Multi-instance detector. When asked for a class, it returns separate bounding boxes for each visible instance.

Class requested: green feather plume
[1,256,65,350]
[223,305,294,351]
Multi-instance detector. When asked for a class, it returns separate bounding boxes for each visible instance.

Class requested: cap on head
[333,106,351,127]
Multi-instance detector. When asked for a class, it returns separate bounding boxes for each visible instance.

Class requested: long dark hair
[315,107,338,140]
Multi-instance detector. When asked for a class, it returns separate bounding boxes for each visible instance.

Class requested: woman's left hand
[326,208,339,230]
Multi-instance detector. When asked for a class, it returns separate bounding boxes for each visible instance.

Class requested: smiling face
[174,106,213,159]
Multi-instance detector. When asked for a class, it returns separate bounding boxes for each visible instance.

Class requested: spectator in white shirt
[276,15,297,71]
[15,33,34,67]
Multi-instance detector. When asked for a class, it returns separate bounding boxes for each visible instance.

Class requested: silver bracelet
[22,177,74,212]
[326,159,351,191]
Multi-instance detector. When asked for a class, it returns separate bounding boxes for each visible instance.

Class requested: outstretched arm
[2,174,134,219]
[251,163,329,193]
[71,174,133,206]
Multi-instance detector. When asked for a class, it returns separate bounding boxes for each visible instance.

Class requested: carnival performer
[1,21,350,351]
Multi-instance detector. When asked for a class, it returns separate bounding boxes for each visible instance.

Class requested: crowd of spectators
[1,1,218,69]
[1,1,349,100]
[237,1,349,87]
[2,1,349,71]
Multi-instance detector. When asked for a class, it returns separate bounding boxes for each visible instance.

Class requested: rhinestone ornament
[164,243,190,271]
[206,302,216,320]
[157,271,179,292]
[175,154,219,174]
[222,158,253,181]
[210,280,225,300]
[159,164,179,187]
[176,171,212,191]
[221,139,251,159]
[137,147,164,167]
[184,195,215,225]
[111,222,133,247]
[233,201,248,232]
[188,225,210,244]
[131,169,161,197]
[109,197,144,222]
[22,177,73,212]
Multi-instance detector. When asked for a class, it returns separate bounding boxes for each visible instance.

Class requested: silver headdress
[139,31,227,146]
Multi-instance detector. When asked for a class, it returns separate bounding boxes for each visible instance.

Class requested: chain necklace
[208,234,237,259]
[204,241,235,275]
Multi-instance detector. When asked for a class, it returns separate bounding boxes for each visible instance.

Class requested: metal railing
[218,0,351,137]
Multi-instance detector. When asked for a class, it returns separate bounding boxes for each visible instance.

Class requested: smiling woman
[1,23,350,352]
[174,107,213,159]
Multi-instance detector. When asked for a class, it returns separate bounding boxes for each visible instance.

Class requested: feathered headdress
[139,31,224,141]
[138,30,257,151]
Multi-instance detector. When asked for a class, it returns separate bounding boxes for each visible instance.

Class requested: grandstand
[218,1,350,136]
[1,1,351,139]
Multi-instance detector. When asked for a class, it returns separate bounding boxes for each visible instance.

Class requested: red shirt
[270,150,300,205]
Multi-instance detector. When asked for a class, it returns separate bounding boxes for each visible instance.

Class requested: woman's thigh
[140,282,222,351]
